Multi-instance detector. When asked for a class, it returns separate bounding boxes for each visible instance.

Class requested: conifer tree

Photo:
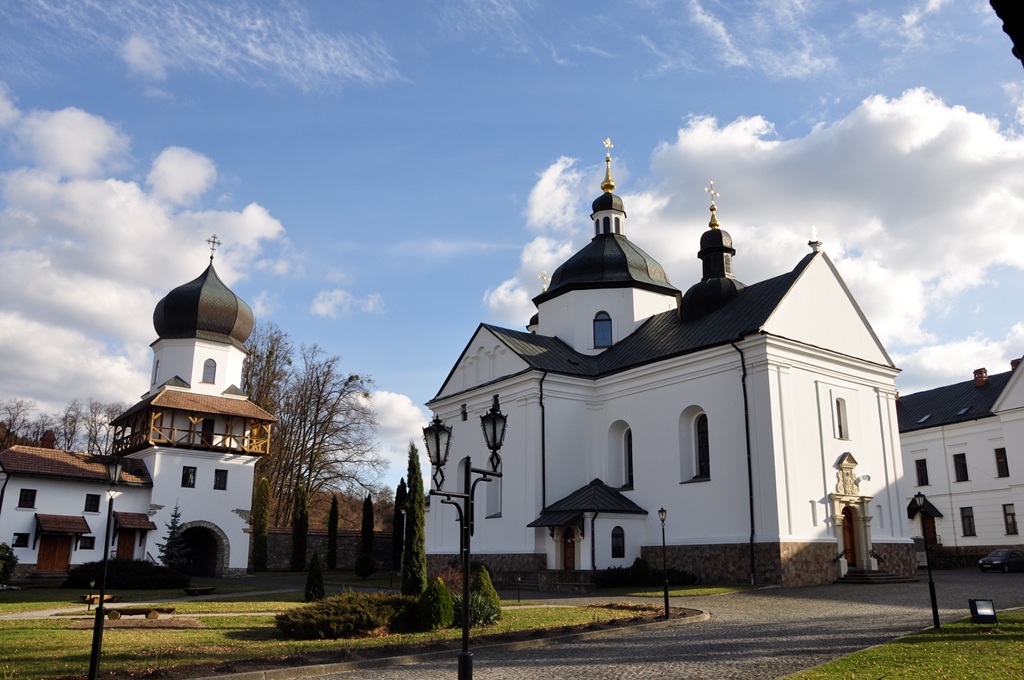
[251,478,271,572]
[291,486,308,571]
[401,443,428,596]
[304,550,325,601]
[326,495,339,571]
[157,503,190,574]
[360,493,375,557]
[392,478,407,571]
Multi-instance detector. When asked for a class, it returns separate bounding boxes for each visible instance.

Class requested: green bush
[628,556,653,586]
[63,560,189,589]
[0,542,18,584]
[453,591,501,627]
[305,551,325,602]
[471,564,501,621]
[418,577,454,630]
[653,567,698,586]
[594,565,631,588]
[354,552,375,579]
[276,591,419,640]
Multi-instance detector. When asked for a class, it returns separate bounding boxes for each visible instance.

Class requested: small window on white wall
[695,414,710,478]
[623,428,634,489]
[611,526,625,558]
[202,359,217,384]
[594,312,612,348]
[152,359,160,385]
[835,398,849,440]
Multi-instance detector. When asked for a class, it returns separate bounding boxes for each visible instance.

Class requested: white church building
[0,255,274,578]
[423,151,917,587]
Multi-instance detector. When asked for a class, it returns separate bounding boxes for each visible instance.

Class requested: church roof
[0,446,152,486]
[112,389,277,426]
[153,263,254,349]
[532,234,679,305]
[897,370,1012,433]
[528,478,647,527]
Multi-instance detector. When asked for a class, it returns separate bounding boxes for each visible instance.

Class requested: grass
[0,582,265,615]
[790,611,1024,680]
[0,603,661,680]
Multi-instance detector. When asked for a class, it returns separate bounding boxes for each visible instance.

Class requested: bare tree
[57,399,83,451]
[25,412,56,447]
[83,399,126,455]
[241,320,293,413]
[0,399,37,450]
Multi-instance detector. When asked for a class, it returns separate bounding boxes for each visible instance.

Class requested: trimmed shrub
[0,542,18,584]
[418,577,454,630]
[305,551,325,602]
[594,565,631,589]
[629,556,653,586]
[471,564,501,621]
[276,591,419,639]
[453,591,501,627]
[63,560,189,589]
[653,567,698,586]
[354,553,375,579]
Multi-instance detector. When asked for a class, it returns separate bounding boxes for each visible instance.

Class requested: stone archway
[179,520,230,577]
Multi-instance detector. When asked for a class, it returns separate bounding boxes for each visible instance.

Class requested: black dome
[153,264,254,347]
[679,277,746,322]
[700,227,734,252]
[534,234,677,305]
[591,191,625,216]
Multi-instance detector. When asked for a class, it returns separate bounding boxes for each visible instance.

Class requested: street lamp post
[658,507,669,620]
[424,395,507,680]
[87,456,122,680]
[913,492,941,630]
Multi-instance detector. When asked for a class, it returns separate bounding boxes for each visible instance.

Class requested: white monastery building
[0,254,275,577]
[424,150,918,587]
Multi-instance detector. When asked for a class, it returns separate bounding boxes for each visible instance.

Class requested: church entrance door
[116,529,136,560]
[923,515,938,547]
[37,535,72,573]
[842,507,858,566]
[562,528,575,570]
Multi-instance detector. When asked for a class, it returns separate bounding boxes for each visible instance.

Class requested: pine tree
[392,478,407,572]
[326,495,339,571]
[304,550,325,601]
[251,478,271,572]
[401,443,428,596]
[291,486,308,571]
[360,493,375,557]
[157,503,190,574]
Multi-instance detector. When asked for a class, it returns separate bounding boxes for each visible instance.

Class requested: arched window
[594,219,600,236]
[623,428,634,489]
[835,398,848,440]
[695,414,710,478]
[614,217,620,233]
[602,216,610,233]
[151,359,160,385]
[593,311,612,348]
[202,359,217,384]
[611,526,625,558]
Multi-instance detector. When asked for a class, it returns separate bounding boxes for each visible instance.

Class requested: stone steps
[835,568,917,584]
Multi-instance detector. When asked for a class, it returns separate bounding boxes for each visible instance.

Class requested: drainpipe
[540,371,548,509]
[0,473,8,520]
[590,512,598,570]
[731,342,756,585]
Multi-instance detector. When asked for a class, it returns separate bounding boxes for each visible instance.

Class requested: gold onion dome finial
[704,181,720,229]
[602,137,616,193]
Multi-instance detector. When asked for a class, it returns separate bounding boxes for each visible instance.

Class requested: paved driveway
[311,570,1024,680]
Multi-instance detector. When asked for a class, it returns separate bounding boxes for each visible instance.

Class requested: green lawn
[0,582,266,615]
[791,611,1024,680]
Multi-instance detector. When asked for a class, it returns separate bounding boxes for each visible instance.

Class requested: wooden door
[923,515,938,547]
[37,535,72,573]
[563,528,575,570]
[842,507,858,566]
[116,529,136,560]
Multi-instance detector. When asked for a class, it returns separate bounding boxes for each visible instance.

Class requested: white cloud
[0,83,20,127]
[525,156,586,234]
[122,35,167,81]
[370,390,430,483]
[147,146,217,205]
[893,324,1024,395]
[310,289,384,318]
[689,0,748,68]
[15,107,130,178]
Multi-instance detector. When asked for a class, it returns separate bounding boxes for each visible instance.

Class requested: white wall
[535,288,677,356]
[149,338,247,397]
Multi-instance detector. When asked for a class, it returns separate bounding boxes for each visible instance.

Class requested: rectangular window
[915,459,929,487]
[953,453,969,482]
[961,506,976,537]
[17,489,36,508]
[79,536,96,550]
[1005,504,1018,535]
[213,469,228,491]
[181,466,196,488]
[12,533,29,548]
[84,494,101,512]
[995,448,1010,478]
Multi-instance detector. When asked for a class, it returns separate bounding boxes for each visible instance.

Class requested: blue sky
[3,0,1024,491]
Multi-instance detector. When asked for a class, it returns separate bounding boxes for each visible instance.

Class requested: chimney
[1013,358,1022,372]
[974,368,989,387]
[40,430,56,449]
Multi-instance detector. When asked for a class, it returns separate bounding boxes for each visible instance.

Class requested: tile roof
[114,511,158,531]
[896,371,1013,433]
[36,513,93,534]
[528,478,648,527]
[0,446,152,486]
[113,389,277,425]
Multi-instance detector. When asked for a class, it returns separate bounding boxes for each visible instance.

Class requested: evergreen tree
[360,493,375,557]
[251,478,271,572]
[401,443,428,596]
[157,503,190,574]
[326,495,339,571]
[291,486,308,571]
[392,478,407,572]
[304,550,325,601]
[0,542,18,584]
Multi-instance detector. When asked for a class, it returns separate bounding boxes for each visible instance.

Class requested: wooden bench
[184,586,216,596]
[106,607,176,620]
[80,594,123,604]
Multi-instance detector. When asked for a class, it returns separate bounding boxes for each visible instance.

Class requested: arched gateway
[179,520,230,577]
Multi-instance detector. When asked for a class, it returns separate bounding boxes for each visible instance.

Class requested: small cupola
[153,261,254,349]
[679,182,746,322]
[590,138,627,237]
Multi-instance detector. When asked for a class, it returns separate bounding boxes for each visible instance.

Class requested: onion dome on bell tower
[679,182,746,322]
[153,259,254,349]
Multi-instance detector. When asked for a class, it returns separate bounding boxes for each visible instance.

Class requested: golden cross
[704,181,719,206]
[206,234,222,262]
[538,271,550,292]
[603,138,613,154]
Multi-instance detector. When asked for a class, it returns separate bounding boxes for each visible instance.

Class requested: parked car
[978,550,1024,573]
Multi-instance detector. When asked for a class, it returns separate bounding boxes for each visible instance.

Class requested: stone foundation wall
[426,552,546,584]
[871,542,918,579]
[778,542,838,586]
[640,541,840,587]
[263,528,394,572]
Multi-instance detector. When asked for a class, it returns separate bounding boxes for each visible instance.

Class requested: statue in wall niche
[836,467,859,496]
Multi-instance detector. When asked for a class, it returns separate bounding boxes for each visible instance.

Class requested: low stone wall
[640,541,840,587]
[871,542,917,578]
[262,528,394,572]
[427,552,546,584]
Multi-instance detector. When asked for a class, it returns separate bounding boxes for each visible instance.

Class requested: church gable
[434,325,532,399]
[992,363,1024,413]
[761,253,892,367]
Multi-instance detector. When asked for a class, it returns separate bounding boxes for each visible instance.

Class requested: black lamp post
[658,507,669,619]
[424,395,507,680]
[913,492,941,629]
[88,456,122,680]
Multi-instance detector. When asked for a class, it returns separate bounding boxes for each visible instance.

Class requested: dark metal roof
[533,234,678,305]
[153,263,254,349]
[529,478,648,527]
[896,370,1013,433]
[591,191,625,216]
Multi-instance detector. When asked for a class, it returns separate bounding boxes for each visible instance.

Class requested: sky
[2,0,1024,492]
